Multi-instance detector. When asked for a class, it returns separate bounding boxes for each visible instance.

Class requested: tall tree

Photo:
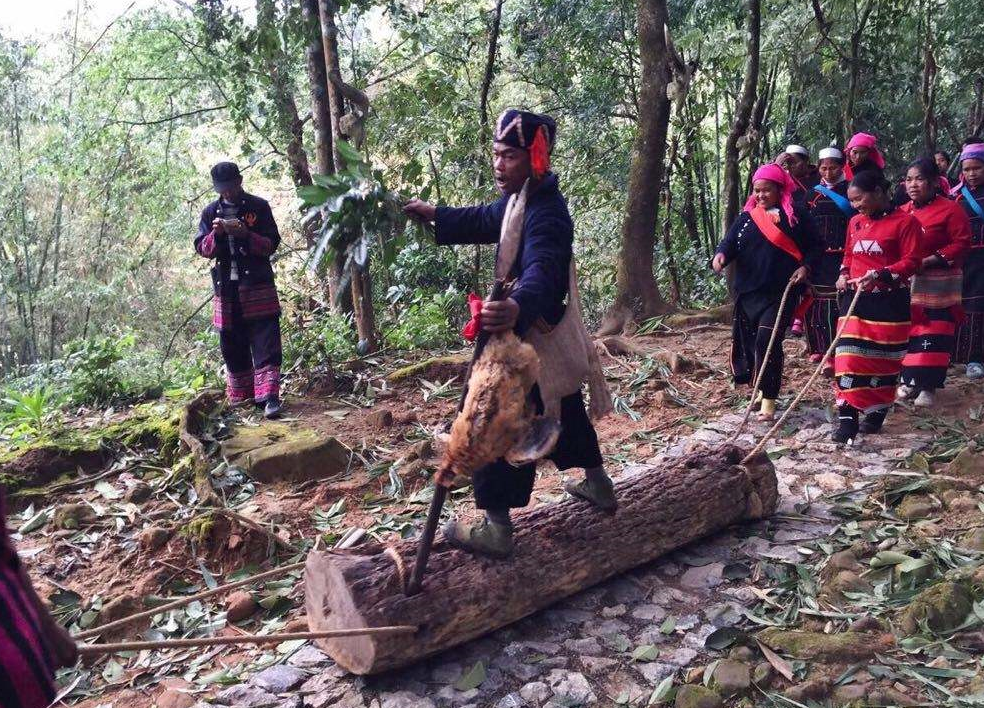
[720,0,760,240]
[599,0,673,335]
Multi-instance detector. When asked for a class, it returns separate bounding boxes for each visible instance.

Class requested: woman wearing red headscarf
[713,164,821,420]
[897,157,971,407]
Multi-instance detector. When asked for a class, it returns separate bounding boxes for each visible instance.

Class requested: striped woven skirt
[834,288,911,413]
[955,255,984,364]
[901,269,963,389]
[805,286,840,356]
[0,528,57,708]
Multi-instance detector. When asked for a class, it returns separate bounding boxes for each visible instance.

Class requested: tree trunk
[303,0,332,176]
[920,3,938,152]
[257,0,311,189]
[599,0,673,335]
[969,76,984,137]
[318,0,350,312]
[304,444,777,675]
[349,261,377,353]
[720,0,760,239]
[681,127,703,258]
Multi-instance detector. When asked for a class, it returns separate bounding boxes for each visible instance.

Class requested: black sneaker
[263,398,282,419]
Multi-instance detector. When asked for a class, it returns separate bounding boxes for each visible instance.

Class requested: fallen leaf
[755,639,794,681]
[455,660,486,691]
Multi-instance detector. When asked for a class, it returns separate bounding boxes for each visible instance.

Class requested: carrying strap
[813,184,856,217]
[961,184,984,220]
[748,207,803,263]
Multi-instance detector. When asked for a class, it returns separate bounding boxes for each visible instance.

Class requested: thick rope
[76,626,418,656]
[75,561,305,640]
[741,285,864,466]
[731,277,798,440]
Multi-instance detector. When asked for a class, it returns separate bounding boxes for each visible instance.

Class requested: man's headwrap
[495,109,557,179]
[845,132,886,179]
[744,163,798,225]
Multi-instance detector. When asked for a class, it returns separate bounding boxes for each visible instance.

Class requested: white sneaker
[914,389,935,407]
[896,384,917,400]
[968,363,984,380]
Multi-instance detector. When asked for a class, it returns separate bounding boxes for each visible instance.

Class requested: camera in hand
[218,200,242,280]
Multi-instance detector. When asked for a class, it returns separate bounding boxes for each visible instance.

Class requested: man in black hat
[194,162,284,418]
[403,109,615,559]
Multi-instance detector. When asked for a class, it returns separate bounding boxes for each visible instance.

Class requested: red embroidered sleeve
[937,203,972,266]
[888,216,923,279]
[197,230,218,258]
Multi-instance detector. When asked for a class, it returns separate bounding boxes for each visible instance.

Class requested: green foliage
[282,309,358,369]
[0,387,62,440]
[383,289,459,351]
[300,141,412,301]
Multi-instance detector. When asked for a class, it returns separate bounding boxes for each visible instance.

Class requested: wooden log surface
[304,443,777,674]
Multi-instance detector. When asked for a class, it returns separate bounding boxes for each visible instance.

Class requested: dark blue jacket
[716,204,822,297]
[194,192,280,294]
[435,173,571,334]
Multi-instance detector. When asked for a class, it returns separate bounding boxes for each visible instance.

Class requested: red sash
[748,207,803,263]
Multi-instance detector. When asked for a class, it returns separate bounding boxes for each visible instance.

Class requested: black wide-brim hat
[211,161,243,191]
[494,110,556,153]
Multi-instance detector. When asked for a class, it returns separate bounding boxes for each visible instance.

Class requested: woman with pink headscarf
[713,164,821,420]
[845,132,887,180]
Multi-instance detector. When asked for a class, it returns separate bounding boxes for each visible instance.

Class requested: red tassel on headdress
[530,125,550,179]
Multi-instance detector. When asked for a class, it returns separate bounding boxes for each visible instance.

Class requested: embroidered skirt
[955,252,984,364]
[834,288,910,413]
[901,268,963,389]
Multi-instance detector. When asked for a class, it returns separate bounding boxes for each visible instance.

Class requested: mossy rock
[675,684,723,708]
[757,629,890,660]
[896,494,940,520]
[220,422,350,483]
[899,581,974,635]
[0,432,105,496]
[181,513,216,542]
[386,353,470,383]
[0,403,182,499]
[101,403,181,462]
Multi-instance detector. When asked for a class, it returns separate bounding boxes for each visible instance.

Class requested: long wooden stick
[77,626,417,656]
[74,561,305,640]
[741,285,864,465]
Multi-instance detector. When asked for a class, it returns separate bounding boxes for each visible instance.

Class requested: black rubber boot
[832,405,859,444]
[859,409,887,434]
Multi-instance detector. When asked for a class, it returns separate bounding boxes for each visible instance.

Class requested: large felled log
[304,443,777,674]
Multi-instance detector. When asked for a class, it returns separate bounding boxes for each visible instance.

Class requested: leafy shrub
[282,309,357,368]
[383,289,459,351]
[0,387,63,440]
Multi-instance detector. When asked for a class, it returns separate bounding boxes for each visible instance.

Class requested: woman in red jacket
[833,170,922,443]
[897,157,972,407]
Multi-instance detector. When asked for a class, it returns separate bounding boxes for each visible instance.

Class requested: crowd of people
[714,133,984,443]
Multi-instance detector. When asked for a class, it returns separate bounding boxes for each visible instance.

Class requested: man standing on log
[403,110,614,559]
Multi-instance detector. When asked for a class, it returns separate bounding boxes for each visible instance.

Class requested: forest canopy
[1,0,983,407]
